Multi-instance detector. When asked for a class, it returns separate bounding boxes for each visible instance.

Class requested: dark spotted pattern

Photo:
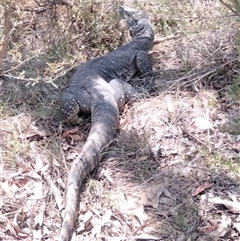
[59,6,154,241]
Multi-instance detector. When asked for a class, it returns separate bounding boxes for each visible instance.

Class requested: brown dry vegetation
[1,0,240,240]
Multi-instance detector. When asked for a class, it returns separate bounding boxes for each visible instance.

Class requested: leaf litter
[1,0,240,240]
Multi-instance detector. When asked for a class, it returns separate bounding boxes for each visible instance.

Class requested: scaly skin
[59,6,154,241]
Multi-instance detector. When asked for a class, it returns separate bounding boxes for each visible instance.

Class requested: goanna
[59,6,155,241]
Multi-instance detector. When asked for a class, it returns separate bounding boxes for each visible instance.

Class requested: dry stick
[153,32,182,45]
[9,0,72,13]
[220,0,238,15]
[30,142,65,214]
[2,73,42,82]
[4,53,43,74]
[155,57,236,92]
[0,5,11,74]
[3,61,79,87]
[41,170,65,214]
[183,128,211,152]
[154,26,236,91]
[179,59,236,87]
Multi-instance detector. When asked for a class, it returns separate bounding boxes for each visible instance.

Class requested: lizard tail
[59,97,119,241]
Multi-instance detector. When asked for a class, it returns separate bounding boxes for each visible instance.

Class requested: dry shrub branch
[0,4,11,74]
[0,0,124,84]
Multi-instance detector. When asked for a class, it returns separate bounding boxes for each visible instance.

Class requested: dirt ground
[1,1,240,241]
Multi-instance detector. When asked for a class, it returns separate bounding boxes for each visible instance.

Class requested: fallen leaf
[175,233,186,241]
[15,158,32,171]
[62,128,79,138]
[98,169,113,184]
[138,155,149,162]
[232,142,240,151]
[0,181,18,198]
[208,215,231,238]
[198,223,217,233]
[20,124,50,139]
[111,220,121,234]
[144,184,166,208]
[7,222,29,239]
[159,197,173,205]
[166,96,175,113]
[133,206,147,225]
[233,222,240,234]
[13,176,29,187]
[91,221,101,238]
[192,181,213,196]
[101,209,112,225]
[69,133,84,142]
[77,210,93,233]
[3,213,30,239]
[194,117,213,130]
[203,195,240,213]
[34,204,45,227]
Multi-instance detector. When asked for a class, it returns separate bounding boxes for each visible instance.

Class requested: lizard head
[119,6,147,28]
[119,6,154,40]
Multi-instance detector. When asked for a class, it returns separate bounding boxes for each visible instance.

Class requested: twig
[4,52,43,74]
[10,0,72,13]
[3,61,78,87]
[2,73,42,82]
[41,170,65,213]
[154,56,237,91]
[10,5,51,13]
[178,59,236,88]
[183,128,211,152]
[153,27,236,91]
[0,5,11,74]
[33,0,45,7]
[50,63,79,82]
[220,0,238,15]
[153,32,182,44]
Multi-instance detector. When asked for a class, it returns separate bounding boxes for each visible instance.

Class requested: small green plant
[221,118,240,135]
[227,74,240,101]
[201,148,240,177]
[86,179,103,195]
[0,100,9,118]
[220,0,240,102]
[174,208,187,231]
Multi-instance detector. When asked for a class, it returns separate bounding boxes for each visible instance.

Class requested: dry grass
[1,0,240,240]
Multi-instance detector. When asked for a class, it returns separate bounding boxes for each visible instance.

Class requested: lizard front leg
[60,87,92,125]
[136,51,155,91]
